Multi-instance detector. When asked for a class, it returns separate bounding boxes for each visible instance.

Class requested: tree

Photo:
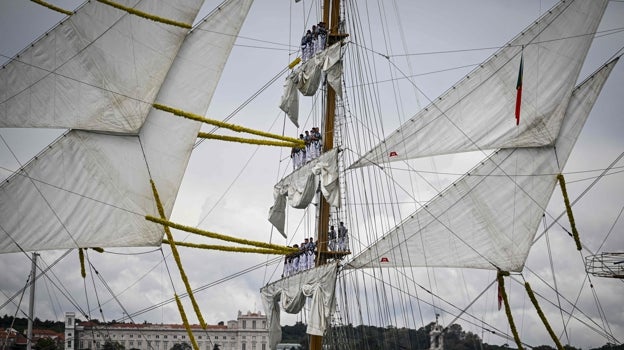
[170,342,192,350]
[35,338,57,350]
[102,340,125,350]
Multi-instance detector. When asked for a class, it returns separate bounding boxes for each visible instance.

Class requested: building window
[242,320,246,329]
[242,336,246,340]
[252,336,256,340]
[130,335,134,338]
[222,336,226,340]
[138,341,142,346]
[214,336,218,340]
[67,340,72,348]
[262,344,266,350]
[197,336,202,340]
[156,335,160,339]
[68,319,73,326]
[173,335,178,339]
[164,335,168,339]
[242,343,246,350]
[80,341,84,348]
[129,341,134,346]
[68,333,72,337]
[262,321,266,329]
[181,335,186,339]
[252,320,256,329]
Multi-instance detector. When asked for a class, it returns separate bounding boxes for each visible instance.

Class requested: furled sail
[347,58,618,272]
[269,149,340,237]
[350,0,607,169]
[0,0,254,253]
[279,42,343,127]
[0,0,203,133]
[261,262,338,350]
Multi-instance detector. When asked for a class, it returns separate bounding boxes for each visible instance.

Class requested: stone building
[65,311,269,350]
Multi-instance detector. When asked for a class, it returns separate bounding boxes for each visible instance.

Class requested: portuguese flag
[515,53,523,126]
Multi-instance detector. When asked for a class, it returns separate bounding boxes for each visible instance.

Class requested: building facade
[65,311,269,350]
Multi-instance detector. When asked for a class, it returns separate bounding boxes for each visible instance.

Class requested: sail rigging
[348,58,619,272]
[0,0,254,253]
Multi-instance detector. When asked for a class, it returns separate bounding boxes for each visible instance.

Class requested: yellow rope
[30,0,73,16]
[557,174,582,250]
[152,103,304,145]
[149,180,207,330]
[163,240,297,255]
[198,133,302,148]
[497,271,523,350]
[78,248,86,278]
[146,215,295,253]
[288,57,302,69]
[174,294,200,350]
[96,0,192,29]
[524,282,564,350]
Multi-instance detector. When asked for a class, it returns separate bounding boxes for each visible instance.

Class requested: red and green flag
[515,53,524,126]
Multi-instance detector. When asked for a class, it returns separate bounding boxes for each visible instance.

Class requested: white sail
[0,0,203,133]
[347,58,618,272]
[350,0,607,169]
[0,0,254,253]
[260,262,338,350]
[269,149,340,237]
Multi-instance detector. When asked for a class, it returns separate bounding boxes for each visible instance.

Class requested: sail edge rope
[146,215,296,253]
[153,103,304,146]
[497,271,524,350]
[96,0,192,29]
[162,239,295,255]
[149,179,207,335]
[30,0,73,16]
[557,174,582,250]
[198,132,301,148]
[524,282,565,350]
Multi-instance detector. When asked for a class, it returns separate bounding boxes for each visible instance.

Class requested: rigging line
[520,267,620,344]
[195,111,283,228]
[343,268,534,348]
[384,164,624,177]
[193,66,289,149]
[444,278,497,332]
[543,217,570,344]
[585,260,617,344]
[596,205,624,253]
[532,151,624,245]
[0,134,83,249]
[388,27,624,58]
[0,0,148,106]
[509,274,619,344]
[121,256,283,320]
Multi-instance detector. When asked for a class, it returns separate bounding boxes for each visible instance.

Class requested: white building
[65,311,269,350]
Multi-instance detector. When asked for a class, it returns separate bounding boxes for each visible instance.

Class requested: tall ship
[0,1,623,349]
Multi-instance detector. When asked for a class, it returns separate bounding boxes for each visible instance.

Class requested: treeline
[282,321,624,350]
[0,315,65,334]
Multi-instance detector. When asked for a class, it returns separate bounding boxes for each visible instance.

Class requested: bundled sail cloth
[350,0,607,168]
[261,262,339,350]
[279,42,343,127]
[269,149,340,237]
[0,0,254,253]
[347,58,618,272]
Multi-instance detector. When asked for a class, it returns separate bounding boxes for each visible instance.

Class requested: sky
[1,0,623,349]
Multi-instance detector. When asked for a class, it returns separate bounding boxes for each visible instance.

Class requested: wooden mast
[310,0,341,349]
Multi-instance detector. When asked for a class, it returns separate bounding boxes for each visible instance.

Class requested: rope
[174,294,200,350]
[153,103,304,145]
[30,0,73,15]
[149,180,207,335]
[497,271,523,350]
[524,282,564,350]
[162,239,297,255]
[146,216,295,253]
[557,174,582,250]
[197,133,301,148]
[96,0,192,29]
[79,248,86,278]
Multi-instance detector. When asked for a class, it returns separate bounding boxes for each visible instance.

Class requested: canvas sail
[0,0,204,133]
[261,262,339,350]
[269,149,340,237]
[0,0,254,253]
[350,0,607,169]
[347,58,618,272]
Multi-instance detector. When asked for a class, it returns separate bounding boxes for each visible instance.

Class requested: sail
[0,0,254,253]
[350,0,607,169]
[279,42,343,127]
[0,0,204,133]
[347,58,618,272]
[269,149,340,237]
[260,262,339,350]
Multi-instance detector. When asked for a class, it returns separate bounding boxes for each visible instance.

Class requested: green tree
[170,342,192,350]
[34,338,57,350]
[102,340,125,350]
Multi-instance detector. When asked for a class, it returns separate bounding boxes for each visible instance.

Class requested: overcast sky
[1,0,623,349]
